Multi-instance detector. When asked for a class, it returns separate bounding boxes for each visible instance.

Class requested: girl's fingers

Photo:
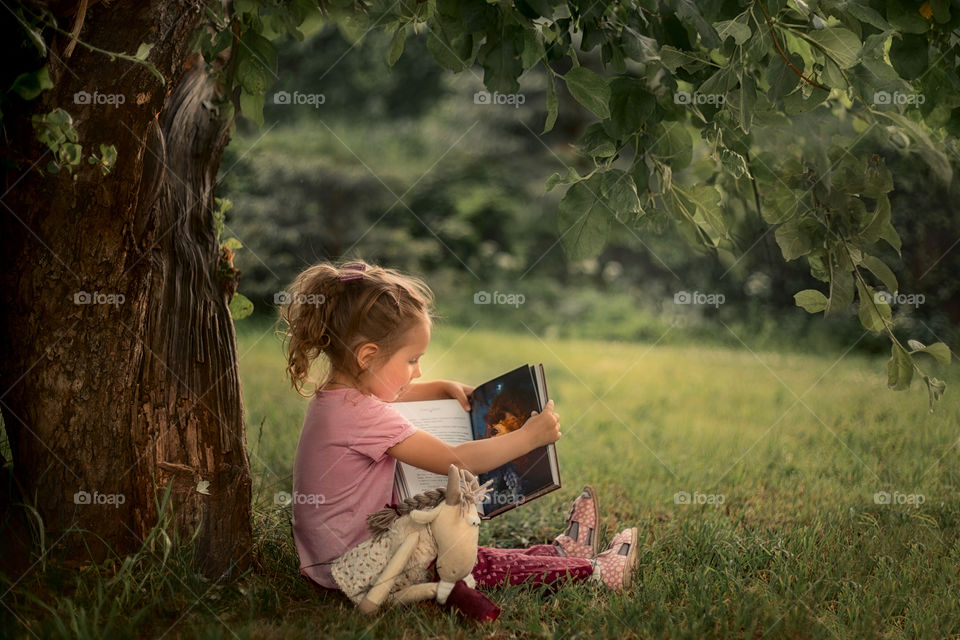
[456,389,470,411]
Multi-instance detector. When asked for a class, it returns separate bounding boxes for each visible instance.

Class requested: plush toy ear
[410,507,441,524]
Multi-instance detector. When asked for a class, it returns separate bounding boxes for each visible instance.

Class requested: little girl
[280,260,639,598]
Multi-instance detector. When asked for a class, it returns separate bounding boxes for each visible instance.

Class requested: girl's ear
[355,342,379,370]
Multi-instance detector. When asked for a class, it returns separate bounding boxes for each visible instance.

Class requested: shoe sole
[582,485,600,557]
[621,526,639,589]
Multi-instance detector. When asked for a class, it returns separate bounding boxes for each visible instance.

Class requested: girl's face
[363,317,430,402]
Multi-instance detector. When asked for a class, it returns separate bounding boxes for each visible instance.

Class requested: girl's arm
[395,380,474,411]
[387,400,560,475]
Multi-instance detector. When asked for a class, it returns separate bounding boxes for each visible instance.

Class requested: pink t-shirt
[292,388,418,589]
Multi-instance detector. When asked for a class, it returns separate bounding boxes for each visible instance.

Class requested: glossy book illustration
[392,364,560,518]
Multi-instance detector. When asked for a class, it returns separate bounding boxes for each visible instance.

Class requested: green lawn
[4,321,958,639]
[237,319,960,639]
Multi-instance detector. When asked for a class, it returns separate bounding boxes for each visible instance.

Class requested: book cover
[468,364,560,518]
[392,364,561,518]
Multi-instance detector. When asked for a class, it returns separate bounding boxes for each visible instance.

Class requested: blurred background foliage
[219,18,959,355]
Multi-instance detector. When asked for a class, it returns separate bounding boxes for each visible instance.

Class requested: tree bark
[0,0,251,575]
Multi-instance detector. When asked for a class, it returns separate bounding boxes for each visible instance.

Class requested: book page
[391,399,473,497]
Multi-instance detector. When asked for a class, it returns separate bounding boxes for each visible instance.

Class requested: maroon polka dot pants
[471,544,593,588]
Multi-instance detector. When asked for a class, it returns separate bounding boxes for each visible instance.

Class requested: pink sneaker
[553,486,600,558]
[591,527,638,590]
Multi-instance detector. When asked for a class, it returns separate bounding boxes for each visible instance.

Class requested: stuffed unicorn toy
[332,465,498,618]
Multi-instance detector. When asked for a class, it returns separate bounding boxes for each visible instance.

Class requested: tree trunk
[0,0,251,575]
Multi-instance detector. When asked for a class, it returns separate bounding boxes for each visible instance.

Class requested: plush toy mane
[366,480,492,540]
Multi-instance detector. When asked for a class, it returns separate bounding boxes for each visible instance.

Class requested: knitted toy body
[331,465,493,614]
[331,512,438,604]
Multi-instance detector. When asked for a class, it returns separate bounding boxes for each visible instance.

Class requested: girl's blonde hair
[278,260,434,396]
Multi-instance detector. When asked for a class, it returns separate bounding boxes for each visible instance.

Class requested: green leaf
[622,29,659,62]
[520,28,544,69]
[685,185,725,241]
[841,3,892,31]
[600,169,641,221]
[825,265,854,318]
[479,37,522,94]
[99,143,118,167]
[543,72,558,134]
[545,166,580,192]
[860,255,898,293]
[59,143,82,166]
[658,46,701,73]
[907,340,951,365]
[887,342,914,390]
[650,121,693,170]
[236,57,270,96]
[11,66,53,100]
[794,289,828,313]
[863,158,894,197]
[221,237,243,250]
[782,85,830,114]
[775,218,814,261]
[563,67,610,119]
[387,26,407,66]
[885,0,930,34]
[229,292,254,320]
[925,375,946,411]
[558,176,612,260]
[578,123,617,158]
[807,27,862,69]
[766,52,802,101]
[606,77,654,138]
[889,33,928,81]
[733,72,756,133]
[856,280,891,333]
[698,64,738,96]
[861,195,900,254]
[135,42,154,61]
[713,19,751,46]
[426,26,467,72]
[239,89,264,126]
[238,31,277,81]
[669,0,721,48]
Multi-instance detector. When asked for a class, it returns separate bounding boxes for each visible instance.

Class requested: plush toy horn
[445,465,461,505]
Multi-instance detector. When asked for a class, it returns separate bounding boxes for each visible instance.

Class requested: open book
[391,364,561,518]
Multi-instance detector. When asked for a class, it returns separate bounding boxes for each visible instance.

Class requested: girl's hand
[438,380,474,412]
[521,399,561,448]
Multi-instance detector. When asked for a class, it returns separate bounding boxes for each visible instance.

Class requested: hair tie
[339,262,366,282]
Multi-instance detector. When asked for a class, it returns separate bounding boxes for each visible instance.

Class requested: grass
[3,319,959,638]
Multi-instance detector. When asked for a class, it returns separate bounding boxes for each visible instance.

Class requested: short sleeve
[346,402,418,462]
